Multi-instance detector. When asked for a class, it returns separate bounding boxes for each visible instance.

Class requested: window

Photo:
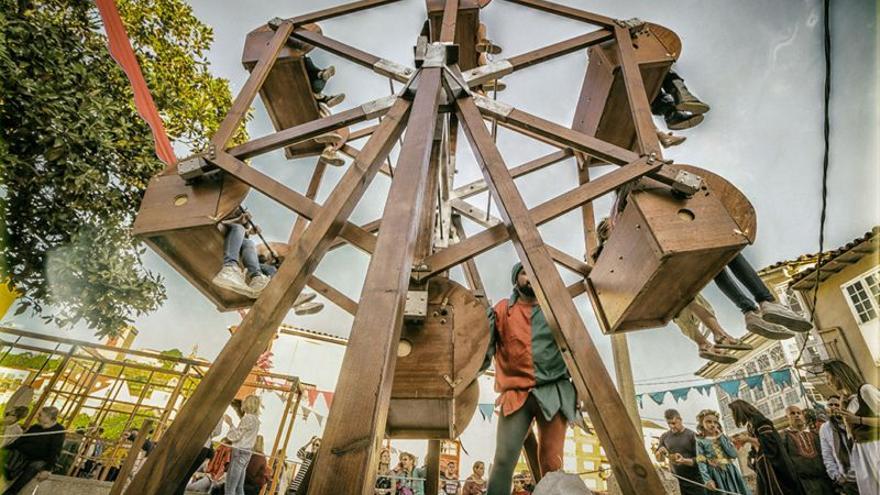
[771,397,784,413]
[777,284,808,317]
[746,363,757,375]
[758,402,771,416]
[770,346,787,366]
[753,385,766,401]
[757,355,771,371]
[785,389,800,405]
[842,269,880,324]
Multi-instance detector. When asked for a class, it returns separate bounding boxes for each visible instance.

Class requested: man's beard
[518,283,535,298]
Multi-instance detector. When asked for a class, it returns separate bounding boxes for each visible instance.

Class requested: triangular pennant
[315,413,324,427]
[649,391,667,405]
[322,391,334,409]
[695,384,713,397]
[769,369,793,388]
[478,404,495,423]
[307,389,319,407]
[718,379,741,398]
[670,387,690,402]
[744,375,764,390]
[301,405,311,421]
[636,394,643,409]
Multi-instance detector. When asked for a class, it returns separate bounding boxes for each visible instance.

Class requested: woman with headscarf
[728,400,805,495]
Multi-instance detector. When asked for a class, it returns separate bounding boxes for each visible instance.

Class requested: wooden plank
[110,419,154,495]
[308,68,443,495]
[451,214,489,307]
[613,25,661,157]
[455,95,666,494]
[288,161,327,245]
[209,152,378,254]
[350,124,379,141]
[212,21,293,150]
[292,0,403,25]
[508,29,614,71]
[125,98,410,495]
[292,29,393,76]
[452,149,572,199]
[339,143,395,177]
[228,96,394,160]
[439,0,459,43]
[417,156,660,279]
[501,0,616,27]
[308,275,358,315]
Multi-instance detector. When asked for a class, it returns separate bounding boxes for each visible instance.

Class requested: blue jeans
[713,253,774,313]
[304,56,326,94]
[223,224,263,278]
[225,447,252,495]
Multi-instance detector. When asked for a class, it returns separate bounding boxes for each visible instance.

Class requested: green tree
[0,0,246,337]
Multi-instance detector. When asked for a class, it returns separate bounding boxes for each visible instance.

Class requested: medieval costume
[782,427,834,495]
[748,419,805,495]
[847,383,880,495]
[482,263,579,495]
[695,434,751,495]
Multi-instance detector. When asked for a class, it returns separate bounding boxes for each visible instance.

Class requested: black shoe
[665,110,704,130]
[670,79,710,115]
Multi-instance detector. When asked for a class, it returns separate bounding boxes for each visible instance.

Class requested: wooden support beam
[308,275,358,315]
[292,0,403,25]
[292,29,414,83]
[327,218,381,252]
[339,143,394,177]
[212,21,293,151]
[209,152,377,254]
[455,95,665,494]
[508,29,614,71]
[439,0,459,43]
[349,124,379,141]
[501,0,617,27]
[426,440,442,495]
[613,25,661,157]
[417,156,660,279]
[451,215,489,306]
[109,419,154,495]
[309,68,443,495]
[125,98,410,495]
[228,96,395,160]
[452,150,572,200]
[288,162,327,245]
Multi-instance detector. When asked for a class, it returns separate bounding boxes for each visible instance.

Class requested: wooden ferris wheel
[128,0,755,493]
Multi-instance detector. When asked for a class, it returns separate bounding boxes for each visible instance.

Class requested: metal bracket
[615,17,646,35]
[442,374,463,389]
[441,66,472,100]
[461,59,514,87]
[373,59,415,84]
[177,144,218,182]
[404,290,429,321]
[473,94,514,118]
[414,39,458,68]
[360,95,398,119]
[670,169,703,196]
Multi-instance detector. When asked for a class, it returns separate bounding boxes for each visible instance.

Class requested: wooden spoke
[292,29,413,83]
[211,21,293,150]
[455,94,666,494]
[227,96,396,160]
[508,29,613,71]
[501,0,616,28]
[308,67,443,495]
[127,96,411,495]
[452,150,572,200]
[439,0,459,43]
[613,25,661,157]
[292,0,404,26]
[308,275,358,315]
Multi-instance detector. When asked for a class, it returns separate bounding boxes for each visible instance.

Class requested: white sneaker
[212,265,251,297]
[759,301,813,333]
[294,292,317,306]
[247,274,271,297]
[294,301,324,315]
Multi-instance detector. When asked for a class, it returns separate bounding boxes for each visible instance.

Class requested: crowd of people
[655,359,878,495]
[371,453,535,495]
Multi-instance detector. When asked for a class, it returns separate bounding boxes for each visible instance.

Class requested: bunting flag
[718,380,741,398]
[649,391,667,405]
[744,375,765,390]
[94,0,177,167]
[694,384,713,397]
[769,369,793,388]
[321,391,334,409]
[478,404,495,423]
[306,389,319,408]
[636,394,644,409]
[670,387,690,402]
[315,413,324,427]
[301,405,312,422]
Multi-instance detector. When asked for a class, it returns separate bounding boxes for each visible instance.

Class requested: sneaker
[476,41,502,55]
[698,345,738,364]
[482,80,506,92]
[713,335,754,351]
[318,65,336,81]
[665,111,704,130]
[314,132,344,144]
[744,312,796,340]
[294,292,317,306]
[670,79,711,115]
[322,93,345,107]
[212,265,252,297]
[759,301,813,333]
[247,273,271,297]
[319,146,345,167]
[657,130,685,148]
[294,301,324,316]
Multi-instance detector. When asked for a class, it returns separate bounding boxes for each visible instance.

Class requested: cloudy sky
[5,0,877,469]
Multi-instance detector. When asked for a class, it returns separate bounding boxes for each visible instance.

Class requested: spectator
[375,447,393,495]
[290,436,320,495]
[439,460,460,495]
[244,435,271,495]
[224,395,262,495]
[0,407,28,448]
[655,409,705,495]
[517,471,533,493]
[729,400,805,495]
[673,294,752,364]
[818,395,859,495]
[461,461,486,495]
[391,451,426,495]
[510,474,529,495]
[823,360,879,495]
[3,406,65,494]
[693,409,750,495]
[782,405,834,495]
